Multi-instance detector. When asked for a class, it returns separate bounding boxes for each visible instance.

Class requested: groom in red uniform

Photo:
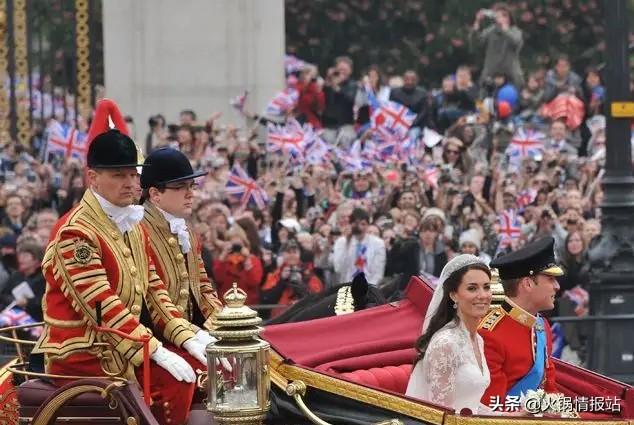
[479,236,563,409]
[33,100,209,425]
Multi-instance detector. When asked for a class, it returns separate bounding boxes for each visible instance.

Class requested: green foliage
[285,0,607,85]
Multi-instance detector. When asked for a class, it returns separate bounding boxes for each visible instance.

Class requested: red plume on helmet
[86,98,130,146]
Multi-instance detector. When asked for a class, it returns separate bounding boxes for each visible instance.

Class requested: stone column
[102,0,284,147]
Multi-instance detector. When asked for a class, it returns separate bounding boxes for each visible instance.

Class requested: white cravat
[92,190,145,235]
[157,207,191,254]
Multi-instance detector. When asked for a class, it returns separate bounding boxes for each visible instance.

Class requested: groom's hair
[502,276,536,297]
[501,277,521,297]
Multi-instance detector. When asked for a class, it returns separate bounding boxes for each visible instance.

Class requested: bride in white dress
[406,254,494,414]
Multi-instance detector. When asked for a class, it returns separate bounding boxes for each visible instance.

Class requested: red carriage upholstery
[340,364,413,394]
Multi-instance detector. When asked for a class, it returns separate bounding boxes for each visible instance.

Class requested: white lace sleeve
[423,332,459,408]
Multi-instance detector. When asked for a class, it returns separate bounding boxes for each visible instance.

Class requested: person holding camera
[212,225,264,306]
[321,56,358,148]
[470,3,524,88]
[260,238,323,318]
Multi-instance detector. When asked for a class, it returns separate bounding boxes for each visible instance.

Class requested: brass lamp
[206,283,271,424]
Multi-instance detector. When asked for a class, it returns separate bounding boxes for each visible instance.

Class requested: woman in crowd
[212,225,264,306]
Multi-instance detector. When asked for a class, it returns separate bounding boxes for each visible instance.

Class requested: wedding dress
[405,254,495,415]
[406,318,492,414]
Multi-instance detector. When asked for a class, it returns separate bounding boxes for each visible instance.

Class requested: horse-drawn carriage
[1,275,633,425]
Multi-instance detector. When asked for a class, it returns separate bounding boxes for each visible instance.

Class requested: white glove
[195,330,232,372]
[183,338,207,366]
[150,346,196,383]
[195,329,217,346]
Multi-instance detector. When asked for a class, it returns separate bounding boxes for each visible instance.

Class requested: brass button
[123,248,132,257]
[180,289,189,297]
[176,253,184,263]
[110,231,119,240]
[163,401,170,409]
[180,271,189,279]
[176,305,185,313]
[135,284,142,294]
[131,305,141,315]
[130,266,138,276]
[168,237,177,247]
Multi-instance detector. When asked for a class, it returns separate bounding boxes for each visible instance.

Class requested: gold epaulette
[478,307,505,331]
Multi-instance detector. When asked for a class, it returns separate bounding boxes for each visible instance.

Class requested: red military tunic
[478,298,557,408]
[33,190,199,425]
[142,202,222,331]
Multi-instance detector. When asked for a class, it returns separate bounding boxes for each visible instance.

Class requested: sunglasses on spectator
[446,149,460,155]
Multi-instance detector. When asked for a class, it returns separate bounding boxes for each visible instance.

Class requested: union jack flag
[230,90,248,114]
[421,166,439,189]
[563,286,589,316]
[0,307,41,337]
[303,128,330,165]
[45,119,87,161]
[225,164,269,209]
[284,54,308,74]
[506,127,545,164]
[265,88,299,116]
[498,209,521,247]
[340,153,373,172]
[266,123,305,163]
[365,83,416,138]
[517,189,537,209]
[371,101,416,138]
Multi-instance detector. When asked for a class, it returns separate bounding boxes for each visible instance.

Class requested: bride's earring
[453,302,458,309]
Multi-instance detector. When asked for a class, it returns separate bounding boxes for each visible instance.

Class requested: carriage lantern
[206,283,270,424]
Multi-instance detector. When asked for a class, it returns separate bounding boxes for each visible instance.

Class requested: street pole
[586,0,634,384]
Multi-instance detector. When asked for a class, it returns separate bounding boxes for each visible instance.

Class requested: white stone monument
[102,0,284,146]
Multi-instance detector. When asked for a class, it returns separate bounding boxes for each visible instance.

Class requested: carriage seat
[18,379,121,418]
[340,364,412,394]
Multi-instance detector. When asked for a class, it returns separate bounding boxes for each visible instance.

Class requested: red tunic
[478,299,557,408]
[33,190,199,425]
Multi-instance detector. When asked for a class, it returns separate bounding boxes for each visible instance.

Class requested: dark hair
[492,2,515,25]
[139,185,166,204]
[350,207,370,224]
[563,230,585,264]
[236,216,262,257]
[413,263,491,365]
[502,277,522,297]
[180,109,197,121]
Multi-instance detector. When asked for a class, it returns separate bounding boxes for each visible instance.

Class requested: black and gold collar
[501,297,536,328]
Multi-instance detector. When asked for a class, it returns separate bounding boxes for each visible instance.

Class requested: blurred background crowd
[0,1,624,367]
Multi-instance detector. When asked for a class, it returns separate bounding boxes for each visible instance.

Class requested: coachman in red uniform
[33,100,209,425]
[479,236,563,409]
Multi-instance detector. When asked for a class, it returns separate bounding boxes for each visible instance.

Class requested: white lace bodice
[406,319,492,414]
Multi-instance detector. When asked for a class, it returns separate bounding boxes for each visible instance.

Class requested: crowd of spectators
[0,3,619,367]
